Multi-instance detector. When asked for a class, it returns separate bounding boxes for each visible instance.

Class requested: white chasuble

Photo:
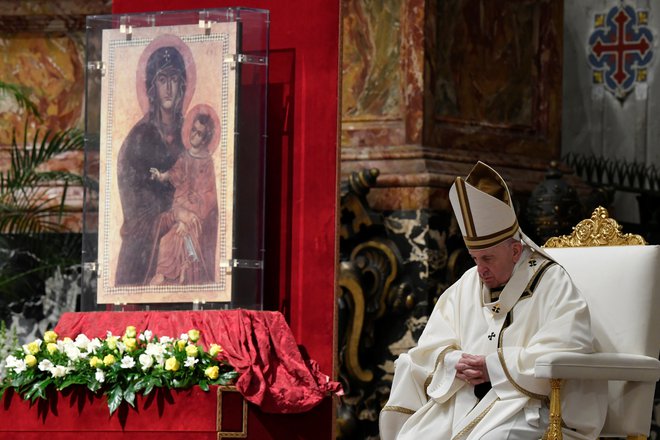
[381,248,607,440]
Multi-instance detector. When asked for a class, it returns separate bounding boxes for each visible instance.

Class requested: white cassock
[380,247,607,440]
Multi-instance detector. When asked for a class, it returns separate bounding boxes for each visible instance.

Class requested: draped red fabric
[54,310,341,413]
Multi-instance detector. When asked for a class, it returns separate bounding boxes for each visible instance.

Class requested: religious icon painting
[97,22,238,304]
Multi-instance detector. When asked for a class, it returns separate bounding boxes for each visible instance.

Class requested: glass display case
[82,8,268,311]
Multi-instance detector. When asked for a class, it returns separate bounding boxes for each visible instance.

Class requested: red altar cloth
[1,385,238,439]
[54,310,341,413]
[0,384,335,439]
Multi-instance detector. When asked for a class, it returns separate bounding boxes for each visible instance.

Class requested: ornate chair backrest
[542,206,660,436]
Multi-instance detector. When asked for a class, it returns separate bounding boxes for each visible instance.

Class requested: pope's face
[155,71,181,111]
[469,240,522,289]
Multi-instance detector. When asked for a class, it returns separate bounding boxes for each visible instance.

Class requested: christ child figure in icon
[148,110,219,285]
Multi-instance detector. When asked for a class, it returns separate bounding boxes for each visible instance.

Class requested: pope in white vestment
[380,162,607,440]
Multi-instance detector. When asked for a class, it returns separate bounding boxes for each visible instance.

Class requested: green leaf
[58,376,87,390]
[198,380,209,392]
[218,370,239,384]
[0,81,40,117]
[88,380,102,393]
[11,374,28,389]
[124,383,136,408]
[132,377,146,393]
[25,378,51,402]
[107,386,124,415]
[142,382,154,396]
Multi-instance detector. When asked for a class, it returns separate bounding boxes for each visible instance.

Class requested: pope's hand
[455,353,489,385]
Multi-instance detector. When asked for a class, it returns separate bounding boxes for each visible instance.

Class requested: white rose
[64,344,83,362]
[139,354,154,371]
[139,330,153,342]
[4,355,19,369]
[38,359,54,372]
[120,355,136,369]
[145,342,165,357]
[95,369,105,383]
[184,357,199,368]
[74,334,91,350]
[9,358,27,374]
[50,365,70,378]
[116,341,127,354]
[88,338,103,352]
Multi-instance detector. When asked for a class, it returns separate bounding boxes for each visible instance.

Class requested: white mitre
[448,161,549,256]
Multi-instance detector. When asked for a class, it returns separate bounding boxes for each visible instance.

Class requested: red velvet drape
[55,310,341,413]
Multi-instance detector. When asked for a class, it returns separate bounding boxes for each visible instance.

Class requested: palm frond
[0,81,40,119]
[0,122,84,234]
[4,124,83,188]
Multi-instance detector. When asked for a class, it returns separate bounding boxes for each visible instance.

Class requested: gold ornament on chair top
[543,206,646,248]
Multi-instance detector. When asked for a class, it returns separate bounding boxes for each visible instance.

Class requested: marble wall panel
[0,34,84,146]
[340,0,563,216]
[342,0,402,120]
[341,0,424,146]
[426,0,562,159]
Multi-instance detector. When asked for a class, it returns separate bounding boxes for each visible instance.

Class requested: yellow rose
[25,355,37,368]
[123,337,137,352]
[107,336,118,350]
[89,356,103,368]
[204,366,219,380]
[43,330,58,344]
[26,341,41,355]
[185,345,199,358]
[187,329,200,342]
[165,357,180,372]
[124,326,137,338]
[176,340,186,351]
[63,337,73,344]
[47,343,59,355]
[103,354,116,366]
[209,344,223,357]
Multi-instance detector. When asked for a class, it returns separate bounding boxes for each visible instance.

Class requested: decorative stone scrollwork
[339,261,374,384]
[340,168,381,241]
[544,206,646,248]
[337,169,411,439]
[339,238,403,385]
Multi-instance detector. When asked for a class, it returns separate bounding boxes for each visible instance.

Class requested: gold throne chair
[536,207,660,440]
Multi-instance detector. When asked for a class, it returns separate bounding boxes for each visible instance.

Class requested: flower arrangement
[0,326,237,414]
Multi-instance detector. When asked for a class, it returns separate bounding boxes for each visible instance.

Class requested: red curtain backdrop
[109,0,340,380]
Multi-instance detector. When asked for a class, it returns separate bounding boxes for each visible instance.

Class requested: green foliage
[0,77,86,234]
[1,327,238,414]
[0,81,40,119]
[0,123,84,234]
[0,320,19,379]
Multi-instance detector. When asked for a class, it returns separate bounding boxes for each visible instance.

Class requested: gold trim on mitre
[449,162,519,250]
